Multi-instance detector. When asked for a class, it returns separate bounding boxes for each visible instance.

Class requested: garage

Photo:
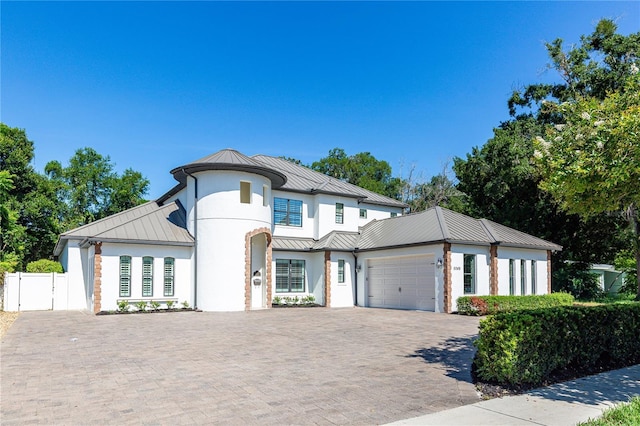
[366,254,436,311]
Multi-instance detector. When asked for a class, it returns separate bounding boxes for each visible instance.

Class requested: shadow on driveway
[407,335,477,382]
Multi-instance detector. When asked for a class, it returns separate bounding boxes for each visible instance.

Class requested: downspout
[183,169,198,309]
[352,252,358,306]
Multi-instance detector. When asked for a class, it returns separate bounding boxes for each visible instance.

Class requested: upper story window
[335,203,344,224]
[391,212,398,218]
[119,256,131,297]
[240,181,251,204]
[463,254,476,294]
[263,185,269,207]
[274,198,302,227]
[359,208,367,219]
[142,256,154,297]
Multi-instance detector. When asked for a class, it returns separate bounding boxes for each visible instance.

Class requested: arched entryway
[245,228,272,310]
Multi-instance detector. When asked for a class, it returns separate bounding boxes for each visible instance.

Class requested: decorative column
[490,245,499,295]
[443,243,452,313]
[93,242,102,314]
[324,251,331,307]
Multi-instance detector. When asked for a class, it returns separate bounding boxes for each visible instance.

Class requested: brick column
[547,250,552,294]
[244,228,272,311]
[324,251,331,307]
[443,243,452,313]
[93,242,102,314]
[490,245,499,295]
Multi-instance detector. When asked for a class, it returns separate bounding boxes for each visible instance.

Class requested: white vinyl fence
[3,272,72,311]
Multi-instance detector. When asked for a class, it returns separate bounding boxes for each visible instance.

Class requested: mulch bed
[270,304,323,308]
[96,308,198,315]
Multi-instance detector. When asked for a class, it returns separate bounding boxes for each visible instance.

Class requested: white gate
[3,272,70,311]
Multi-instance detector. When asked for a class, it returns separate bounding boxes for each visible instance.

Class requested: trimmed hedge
[474,304,640,386]
[457,293,574,315]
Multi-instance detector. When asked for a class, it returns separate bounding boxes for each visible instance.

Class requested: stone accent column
[547,250,552,294]
[93,242,102,314]
[443,243,452,313]
[490,245,499,295]
[244,228,272,311]
[324,251,331,308]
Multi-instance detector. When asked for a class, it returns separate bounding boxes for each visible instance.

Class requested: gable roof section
[251,155,407,208]
[54,201,194,256]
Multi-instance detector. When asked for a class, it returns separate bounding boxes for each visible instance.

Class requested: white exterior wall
[100,243,193,311]
[357,203,403,226]
[330,253,355,308]
[450,245,491,307]
[315,195,360,238]
[356,245,445,311]
[163,187,188,211]
[61,240,91,310]
[496,247,549,296]
[272,251,325,305]
[271,190,315,239]
[192,171,271,311]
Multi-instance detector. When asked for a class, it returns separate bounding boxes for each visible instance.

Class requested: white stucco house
[54,148,562,313]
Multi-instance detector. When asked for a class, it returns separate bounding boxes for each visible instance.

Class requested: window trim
[275,259,306,293]
[359,208,367,219]
[240,181,251,204]
[119,255,131,297]
[274,197,303,227]
[335,203,344,224]
[520,260,527,295]
[531,260,537,295]
[262,185,269,207]
[463,254,476,294]
[509,259,516,295]
[142,256,154,297]
[338,259,345,283]
[164,257,175,297]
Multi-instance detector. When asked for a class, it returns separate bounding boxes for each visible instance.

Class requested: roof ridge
[478,218,500,243]
[91,202,173,239]
[61,201,156,236]
[434,206,451,240]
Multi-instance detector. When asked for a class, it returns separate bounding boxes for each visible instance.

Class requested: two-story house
[54,148,561,313]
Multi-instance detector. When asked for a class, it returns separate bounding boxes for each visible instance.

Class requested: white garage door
[367,254,436,311]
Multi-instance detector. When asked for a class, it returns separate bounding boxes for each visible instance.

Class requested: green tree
[535,74,640,297]
[46,148,150,230]
[311,148,404,199]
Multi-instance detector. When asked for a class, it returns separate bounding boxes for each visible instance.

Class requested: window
[338,259,345,283]
[119,256,131,297]
[274,198,302,227]
[463,254,476,294]
[335,203,344,224]
[240,181,251,204]
[359,208,367,219]
[164,257,175,297]
[509,259,516,295]
[520,260,526,295]
[142,256,153,297]
[531,260,537,294]
[275,259,305,293]
[263,185,268,207]
[391,212,398,218]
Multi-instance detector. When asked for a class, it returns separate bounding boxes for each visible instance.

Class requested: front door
[250,233,267,309]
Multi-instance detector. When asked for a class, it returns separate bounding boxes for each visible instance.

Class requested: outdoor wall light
[436,258,443,268]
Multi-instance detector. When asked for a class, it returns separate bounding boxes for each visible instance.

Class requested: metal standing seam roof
[251,155,408,208]
[53,201,194,256]
[313,231,360,251]
[272,237,316,251]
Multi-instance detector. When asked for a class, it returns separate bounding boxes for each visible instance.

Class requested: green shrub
[150,300,160,311]
[135,301,148,312]
[457,293,574,315]
[117,300,130,312]
[553,262,603,300]
[166,300,175,309]
[26,259,64,273]
[474,304,640,386]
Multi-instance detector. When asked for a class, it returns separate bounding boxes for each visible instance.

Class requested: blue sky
[2,1,639,199]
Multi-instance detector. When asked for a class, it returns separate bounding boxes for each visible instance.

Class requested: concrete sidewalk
[389,364,640,426]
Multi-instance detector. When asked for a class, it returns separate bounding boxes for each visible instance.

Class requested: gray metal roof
[170,149,287,188]
[54,201,194,255]
[313,231,360,251]
[356,206,562,252]
[252,155,407,208]
[272,237,316,251]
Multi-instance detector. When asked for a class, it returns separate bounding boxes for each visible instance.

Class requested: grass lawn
[579,397,640,425]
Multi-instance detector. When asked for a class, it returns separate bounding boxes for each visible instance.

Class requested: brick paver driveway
[1,308,480,425]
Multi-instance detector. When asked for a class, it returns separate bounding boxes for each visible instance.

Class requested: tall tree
[311,148,404,199]
[46,148,150,230]
[535,73,640,297]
